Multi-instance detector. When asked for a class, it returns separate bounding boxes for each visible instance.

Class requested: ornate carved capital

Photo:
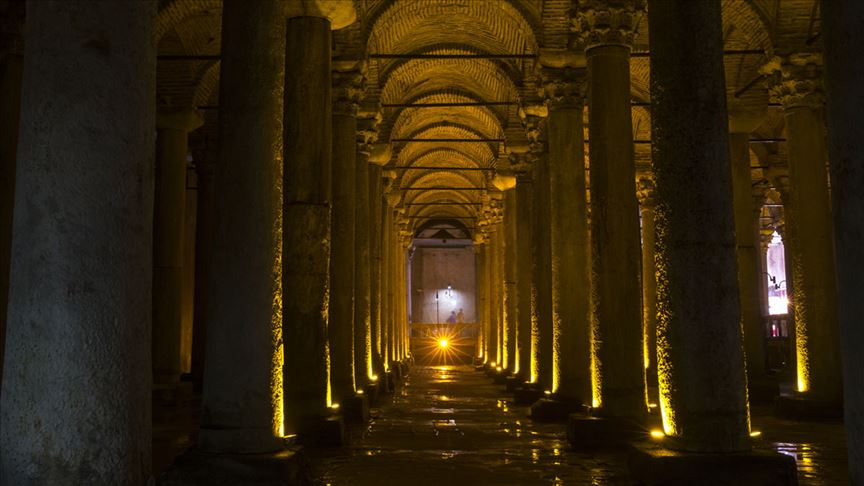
[751,179,770,212]
[332,67,366,116]
[570,0,646,49]
[760,53,824,109]
[539,67,586,110]
[636,177,655,208]
[356,114,381,154]
[507,152,537,180]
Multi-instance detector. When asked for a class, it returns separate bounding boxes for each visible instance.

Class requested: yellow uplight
[750,430,762,438]
[370,374,379,382]
[650,430,665,439]
[330,403,340,410]
[438,339,449,349]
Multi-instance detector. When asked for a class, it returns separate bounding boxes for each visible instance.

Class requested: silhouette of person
[456,308,465,324]
[446,311,457,324]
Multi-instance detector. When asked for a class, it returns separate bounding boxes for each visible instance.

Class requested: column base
[774,393,843,420]
[156,448,309,486]
[505,376,521,392]
[341,394,370,424]
[385,370,397,392]
[567,415,646,449]
[628,441,797,485]
[530,397,588,423]
[513,383,545,406]
[198,426,285,454]
[363,382,381,405]
[492,370,510,385]
[297,415,345,448]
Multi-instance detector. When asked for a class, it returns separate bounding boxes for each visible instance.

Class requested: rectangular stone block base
[363,382,381,405]
[505,376,521,392]
[567,415,645,449]
[530,398,573,422]
[775,394,843,420]
[513,386,545,406]
[157,448,310,485]
[298,416,345,448]
[342,394,370,424]
[492,371,510,385]
[628,442,798,485]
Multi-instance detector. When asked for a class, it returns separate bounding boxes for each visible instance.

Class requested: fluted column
[637,178,658,383]
[822,2,864,480]
[153,108,203,385]
[649,0,750,452]
[282,12,333,434]
[328,67,363,405]
[0,2,155,482]
[199,0,284,453]
[513,160,534,381]
[763,54,842,405]
[574,0,646,417]
[543,69,591,403]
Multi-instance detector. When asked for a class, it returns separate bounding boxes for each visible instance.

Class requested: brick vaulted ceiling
[154,0,823,236]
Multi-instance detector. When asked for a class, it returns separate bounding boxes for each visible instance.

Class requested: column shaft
[283,15,332,432]
[548,101,591,403]
[355,151,372,386]
[191,160,215,392]
[822,1,864,480]
[199,0,284,452]
[478,244,489,359]
[586,44,645,417]
[0,2,155,482]
[730,133,767,380]
[381,207,392,368]
[504,190,518,372]
[532,156,554,390]
[515,177,534,380]
[648,0,750,452]
[369,166,384,376]
[329,105,357,403]
[490,229,502,365]
[638,182,658,383]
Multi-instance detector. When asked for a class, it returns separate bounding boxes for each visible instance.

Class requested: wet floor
[309,365,632,485]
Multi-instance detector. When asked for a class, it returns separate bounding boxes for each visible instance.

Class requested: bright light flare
[650,430,665,439]
[438,339,449,349]
[750,430,762,438]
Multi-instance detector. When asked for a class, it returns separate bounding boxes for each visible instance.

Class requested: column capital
[356,113,381,155]
[760,223,776,251]
[570,0,646,50]
[283,0,357,30]
[760,53,824,109]
[771,173,792,203]
[751,178,770,211]
[636,177,655,208]
[539,66,586,110]
[506,151,537,180]
[156,107,204,132]
[332,66,366,116]
[519,107,548,153]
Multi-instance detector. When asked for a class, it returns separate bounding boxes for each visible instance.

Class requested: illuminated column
[763,54,842,405]
[574,0,645,417]
[282,12,334,435]
[489,223,502,365]
[730,130,769,384]
[368,162,385,376]
[503,189,519,372]
[822,2,864,480]
[477,238,489,360]
[354,118,379,387]
[0,29,23,390]
[513,159,534,381]
[152,107,203,385]
[380,202,393,369]
[198,0,284,452]
[0,1,155,481]
[543,69,591,403]
[637,178,658,383]
[648,0,750,451]
[531,148,554,391]
[328,67,363,405]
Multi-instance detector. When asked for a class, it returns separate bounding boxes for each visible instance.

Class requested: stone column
[0,36,23,393]
[503,189,519,372]
[543,69,591,403]
[328,67,363,405]
[368,164,384,376]
[199,0,284,453]
[822,2,864,480]
[763,54,842,405]
[637,178,658,384]
[0,2,155,482]
[574,0,646,417]
[283,12,334,433]
[513,161,534,381]
[489,225,502,365]
[191,157,215,392]
[381,204,393,368]
[532,150,554,390]
[648,0,750,452]
[759,225,775,317]
[153,108,203,384]
[477,240,489,360]
[354,119,378,387]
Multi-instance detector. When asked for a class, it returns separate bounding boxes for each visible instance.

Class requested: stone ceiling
[153,0,823,236]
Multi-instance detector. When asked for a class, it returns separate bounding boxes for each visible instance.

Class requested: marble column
[0,46,22,393]
[637,178,658,384]
[283,13,334,432]
[504,189,519,372]
[763,54,842,404]
[822,1,864,480]
[543,70,591,403]
[575,0,646,417]
[514,164,534,381]
[199,0,284,453]
[0,2,155,482]
[532,150,554,391]
[328,68,363,404]
[153,107,203,384]
[368,164,385,377]
[648,0,750,452]
[191,157,215,392]
[729,132,768,383]
[354,127,376,388]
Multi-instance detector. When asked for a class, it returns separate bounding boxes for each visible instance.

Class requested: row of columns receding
[1,0,863,484]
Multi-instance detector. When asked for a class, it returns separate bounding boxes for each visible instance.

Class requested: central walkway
[310,366,632,485]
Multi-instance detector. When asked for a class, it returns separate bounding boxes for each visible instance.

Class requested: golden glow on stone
[650,429,665,439]
[271,153,285,438]
[590,315,602,410]
[796,324,810,392]
[530,285,539,385]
